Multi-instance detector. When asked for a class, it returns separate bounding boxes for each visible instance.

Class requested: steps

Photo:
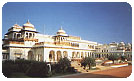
[71,61,89,73]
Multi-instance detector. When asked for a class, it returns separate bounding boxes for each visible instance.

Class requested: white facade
[2,20,98,62]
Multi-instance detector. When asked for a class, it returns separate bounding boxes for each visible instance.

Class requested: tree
[57,57,71,73]
[108,54,120,63]
[81,57,96,70]
[121,56,127,61]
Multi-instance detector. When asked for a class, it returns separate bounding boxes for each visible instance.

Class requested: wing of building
[2,20,132,62]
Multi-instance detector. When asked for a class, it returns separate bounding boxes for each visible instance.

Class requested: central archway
[49,50,55,61]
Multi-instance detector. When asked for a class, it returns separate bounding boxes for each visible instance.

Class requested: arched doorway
[76,52,80,58]
[72,52,76,58]
[49,50,55,61]
[88,52,90,57]
[63,51,68,58]
[85,52,87,57]
[57,51,62,61]
[81,52,83,58]
[98,54,101,58]
[28,51,34,60]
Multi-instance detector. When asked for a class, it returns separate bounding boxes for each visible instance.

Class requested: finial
[15,22,17,24]
[27,19,30,23]
[60,26,63,30]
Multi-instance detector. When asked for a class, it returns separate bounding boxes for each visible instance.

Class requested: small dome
[109,42,117,45]
[23,20,34,27]
[12,24,19,27]
[58,29,66,33]
[56,26,68,36]
[12,24,22,28]
[57,27,65,33]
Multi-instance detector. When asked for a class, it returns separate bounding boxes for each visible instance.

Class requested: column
[55,51,57,62]
[28,32,29,38]
[12,33,14,39]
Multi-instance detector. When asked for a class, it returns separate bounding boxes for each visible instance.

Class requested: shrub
[14,59,33,73]
[57,57,71,73]
[26,61,49,77]
[2,60,16,77]
[51,63,60,74]
[2,63,13,77]
[67,67,76,73]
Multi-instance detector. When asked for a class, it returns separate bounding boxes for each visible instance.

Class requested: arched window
[33,33,35,38]
[85,52,87,57]
[63,51,68,58]
[26,33,28,38]
[72,52,75,58]
[17,34,20,38]
[76,52,80,58]
[29,33,32,38]
[14,33,16,39]
[88,52,90,57]
[81,52,83,58]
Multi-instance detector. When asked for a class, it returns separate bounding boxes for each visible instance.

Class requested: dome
[12,24,20,27]
[58,29,66,33]
[23,20,34,28]
[126,43,131,47]
[12,24,22,28]
[109,42,117,45]
[119,42,125,45]
[56,26,68,36]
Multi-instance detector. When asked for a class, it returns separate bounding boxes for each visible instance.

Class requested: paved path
[62,65,132,78]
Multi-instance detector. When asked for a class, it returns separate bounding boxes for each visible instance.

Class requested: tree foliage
[57,57,71,73]
[81,57,96,70]
[121,56,127,61]
[108,54,120,63]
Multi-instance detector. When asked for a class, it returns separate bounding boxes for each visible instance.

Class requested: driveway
[62,65,132,78]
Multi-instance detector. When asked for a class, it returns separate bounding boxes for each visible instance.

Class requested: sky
[2,2,132,44]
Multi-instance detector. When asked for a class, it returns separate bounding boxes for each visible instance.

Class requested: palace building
[2,20,98,62]
[95,42,132,60]
[2,20,132,62]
